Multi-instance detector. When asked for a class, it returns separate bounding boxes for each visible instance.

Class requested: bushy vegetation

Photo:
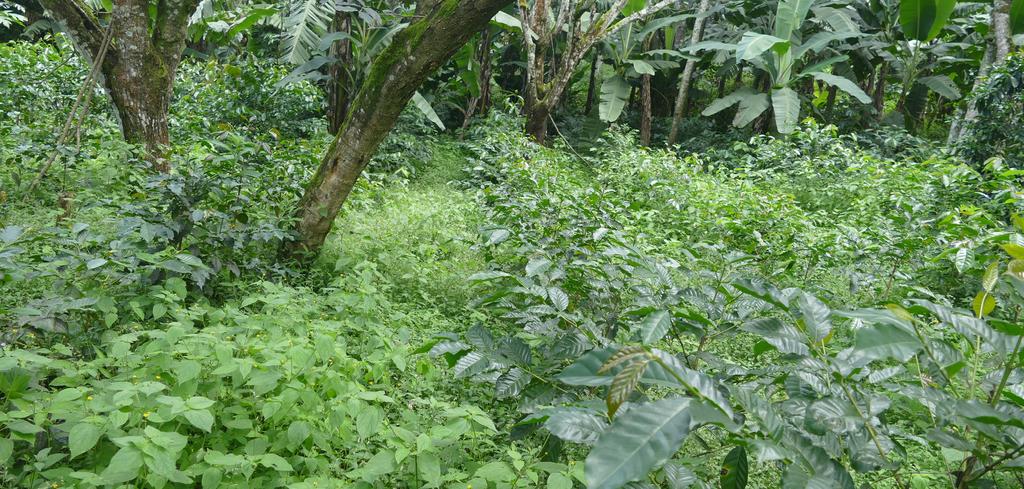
[2,1,1024,487]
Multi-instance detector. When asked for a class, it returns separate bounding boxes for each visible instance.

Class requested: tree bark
[38,0,198,172]
[640,72,652,146]
[584,50,601,115]
[283,0,513,258]
[667,0,712,145]
[327,10,353,135]
[520,0,675,143]
[993,0,1013,62]
[873,62,887,119]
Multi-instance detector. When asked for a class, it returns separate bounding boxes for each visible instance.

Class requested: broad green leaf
[1013,0,1024,35]
[972,291,996,317]
[548,473,574,489]
[775,0,815,40]
[69,423,102,458]
[900,0,935,40]
[851,323,922,363]
[679,40,737,53]
[736,32,789,63]
[720,446,749,489]
[492,11,521,30]
[639,310,673,344]
[101,446,143,484]
[412,91,445,130]
[808,72,871,104]
[184,409,214,432]
[771,87,800,134]
[599,75,630,122]
[918,75,961,100]
[795,31,860,57]
[927,0,957,40]
[630,59,656,75]
[607,358,649,417]
[703,88,757,116]
[732,91,770,127]
[544,408,608,444]
[0,438,12,464]
[585,397,693,489]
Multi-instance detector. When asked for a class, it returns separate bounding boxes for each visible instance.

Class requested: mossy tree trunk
[38,0,198,172]
[283,0,513,258]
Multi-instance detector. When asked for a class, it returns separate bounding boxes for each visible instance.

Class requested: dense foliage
[2,0,1024,487]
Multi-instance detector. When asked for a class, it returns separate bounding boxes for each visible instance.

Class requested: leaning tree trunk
[667,0,712,145]
[327,10,353,135]
[283,0,513,258]
[39,0,198,172]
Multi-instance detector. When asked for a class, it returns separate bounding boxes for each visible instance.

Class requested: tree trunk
[525,102,550,143]
[584,50,601,115]
[667,0,712,145]
[993,0,1012,62]
[640,73,652,146]
[873,62,887,118]
[950,41,996,142]
[327,10,353,135]
[825,85,837,112]
[283,0,513,258]
[39,0,198,172]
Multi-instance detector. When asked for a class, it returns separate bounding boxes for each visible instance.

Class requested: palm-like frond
[281,0,333,64]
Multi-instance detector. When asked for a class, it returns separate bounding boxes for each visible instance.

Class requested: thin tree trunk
[950,43,996,142]
[825,85,837,112]
[667,0,712,145]
[327,10,352,135]
[283,0,512,258]
[39,0,198,172]
[584,50,601,115]
[873,62,888,119]
[640,72,652,146]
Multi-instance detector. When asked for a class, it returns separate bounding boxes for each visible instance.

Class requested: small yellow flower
[155,374,161,380]
[51,483,59,488]
[86,396,93,401]
[143,412,151,418]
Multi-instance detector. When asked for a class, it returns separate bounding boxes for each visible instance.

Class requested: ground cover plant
[2,1,1024,488]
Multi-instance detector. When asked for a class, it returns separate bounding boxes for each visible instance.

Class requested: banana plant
[699,0,870,133]
[598,14,685,123]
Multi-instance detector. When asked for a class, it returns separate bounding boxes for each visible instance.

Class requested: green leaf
[69,423,102,458]
[851,323,922,363]
[0,438,12,464]
[732,91,771,128]
[492,11,521,30]
[982,262,1000,292]
[918,75,961,100]
[630,59,656,75]
[639,310,673,344]
[972,291,996,317]
[607,358,649,418]
[599,75,630,122]
[808,72,871,104]
[735,32,789,63]
[101,446,144,484]
[547,473,574,489]
[201,467,222,488]
[704,87,761,117]
[900,0,936,41]
[1013,0,1024,35]
[585,397,693,489]
[775,0,815,40]
[771,87,800,134]
[475,461,515,482]
[184,409,214,432]
[720,446,749,489]
[412,91,445,130]
[927,0,957,40]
